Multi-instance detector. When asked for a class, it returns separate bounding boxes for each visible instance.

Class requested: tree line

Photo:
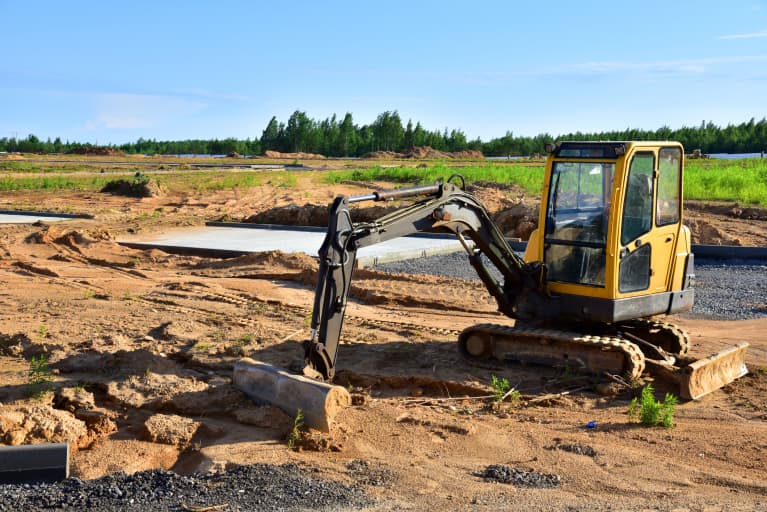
[2,113,766,157]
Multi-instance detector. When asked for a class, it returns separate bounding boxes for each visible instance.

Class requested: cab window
[657,147,681,226]
[620,153,654,246]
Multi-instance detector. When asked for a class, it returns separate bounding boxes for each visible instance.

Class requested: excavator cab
[525,142,695,322]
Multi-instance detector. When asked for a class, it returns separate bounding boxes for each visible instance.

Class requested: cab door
[649,146,683,292]
[617,147,682,295]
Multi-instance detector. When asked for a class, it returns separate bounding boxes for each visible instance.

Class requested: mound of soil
[492,201,538,240]
[243,203,398,227]
[101,175,165,198]
[0,404,89,448]
[449,149,484,159]
[66,146,124,156]
[361,150,400,159]
[362,146,485,160]
[263,150,326,159]
[402,146,452,159]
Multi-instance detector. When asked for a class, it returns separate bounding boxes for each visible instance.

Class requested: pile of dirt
[66,146,124,156]
[402,146,452,159]
[361,150,400,159]
[449,149,484,159]
[193,250,318,284]
[243,203,398,227]
[28,226,106,245]
[263,150,326,160]
[687,201,767,221]
[362,146,484,160]
[101,174,165,198]
[82,366,245,416]
[0,404,89,448]
[687,218,743,245]
[492,201,538,240]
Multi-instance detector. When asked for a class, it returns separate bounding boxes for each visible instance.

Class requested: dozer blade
[678,342,749,400]
[233,358,350,432]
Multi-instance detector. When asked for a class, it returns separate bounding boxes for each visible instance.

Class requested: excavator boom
[305,179,546,381]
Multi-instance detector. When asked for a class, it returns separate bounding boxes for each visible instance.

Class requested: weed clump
[287,409,306,450]
[101,172,163,197]
[490,375,520,405]
[27,354,54,398]
[628,384,677,428]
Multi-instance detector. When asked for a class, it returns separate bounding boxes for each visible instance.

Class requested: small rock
[595,382,623,396]
[74,409,117,435]
[0,404,88,447]
[5,429,26,446]
[143,413,200,448]
[54,387,95,412]
[234,406,292,431]
[409,387,423,397]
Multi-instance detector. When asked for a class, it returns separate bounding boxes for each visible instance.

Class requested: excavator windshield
[544,161,613,286]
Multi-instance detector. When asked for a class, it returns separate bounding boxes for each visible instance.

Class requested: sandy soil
[0,167,766,510]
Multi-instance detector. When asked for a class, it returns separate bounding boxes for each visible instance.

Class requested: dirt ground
[1,166,766,510]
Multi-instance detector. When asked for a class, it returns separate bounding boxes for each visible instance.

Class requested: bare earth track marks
[0,168,766,509]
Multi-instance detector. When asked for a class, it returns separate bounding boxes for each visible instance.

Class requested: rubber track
[460,323,646,381]
[617,318,691,356]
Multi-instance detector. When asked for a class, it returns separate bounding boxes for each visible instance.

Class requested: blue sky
[2,0,767,144]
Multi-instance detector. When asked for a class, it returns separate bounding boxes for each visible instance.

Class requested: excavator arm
[304,179,547,381]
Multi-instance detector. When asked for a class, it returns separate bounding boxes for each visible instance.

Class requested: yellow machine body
[524,141,694,320]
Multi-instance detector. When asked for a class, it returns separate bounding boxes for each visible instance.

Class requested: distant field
[685,158,767,205]
[324,163,545,195]
[327,159,767,206]
[1,156,765,205]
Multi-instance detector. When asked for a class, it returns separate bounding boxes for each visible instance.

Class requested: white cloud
[469,55,767,84]
[719,30,767,39]
[85,93,207,131]
[543,55,767,76]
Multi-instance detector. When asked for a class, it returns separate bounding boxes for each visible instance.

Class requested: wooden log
[233,358,350,432]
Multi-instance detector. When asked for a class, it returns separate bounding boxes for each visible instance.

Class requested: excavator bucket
[232,358,350,432]
[678,342,749,400]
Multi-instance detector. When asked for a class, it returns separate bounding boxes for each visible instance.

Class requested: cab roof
[548,141,683,159]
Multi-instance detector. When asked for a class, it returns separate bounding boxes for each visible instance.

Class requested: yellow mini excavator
[235,141,748,428]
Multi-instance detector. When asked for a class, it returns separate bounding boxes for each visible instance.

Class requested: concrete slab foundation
[0,211,88,224]
[119,223,467,267]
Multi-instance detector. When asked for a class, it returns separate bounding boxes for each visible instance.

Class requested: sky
[2,0,767,145]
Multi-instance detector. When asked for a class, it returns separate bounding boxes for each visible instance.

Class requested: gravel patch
[690,259,767,320]
[345,459,394,487]
[479,464,561,488]
[0,463,370,512]
[551,443,597,457]
[373,253,767,321]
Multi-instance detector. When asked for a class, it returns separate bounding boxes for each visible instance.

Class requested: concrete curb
[0,442,69,484]
[0,210,93,219]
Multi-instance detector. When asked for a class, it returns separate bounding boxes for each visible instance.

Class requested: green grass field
[326,159,767,205]
[1,158,766,205]
[324,163,545,195]
[684,158,767,205]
